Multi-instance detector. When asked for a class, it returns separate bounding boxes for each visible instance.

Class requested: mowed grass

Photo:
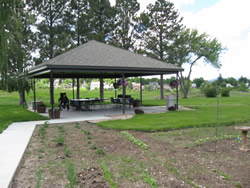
[0,105,48,133]
[98,91,250,131]
[0,88,160,133]
[0,90,50,133]
[1,88,250,133]
[97,105,250,131]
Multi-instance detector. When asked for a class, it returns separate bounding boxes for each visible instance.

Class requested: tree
[109,0,140,50]
[217,74,224,86]
[29,0,73,64]
[238,76,248,84]
[86,0,116,42]
[136,0,183,99]
[66,0,89,46]
[226,77,238,87]
[193,77,205,88]
[168,28,225,98]
[0,0,34,104]
[0,0,18,90]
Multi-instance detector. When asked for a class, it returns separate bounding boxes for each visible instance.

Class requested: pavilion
[27,40,183,118]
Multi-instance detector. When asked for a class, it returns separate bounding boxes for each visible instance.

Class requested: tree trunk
[100,78,104,100]
[160,74,164,99]
[19,90,26,105]
[179,72,188,98]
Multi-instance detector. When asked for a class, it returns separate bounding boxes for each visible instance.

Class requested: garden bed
[11,122,250,187]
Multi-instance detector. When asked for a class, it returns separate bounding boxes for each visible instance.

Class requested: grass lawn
[0,90,50,133]
[98,91,250,131]
[0,105,49,134]
[97,105,250,131]
[1,88,250,133]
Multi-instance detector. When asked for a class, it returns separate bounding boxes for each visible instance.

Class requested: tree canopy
[168,28,225,97]
[0,0,227,103]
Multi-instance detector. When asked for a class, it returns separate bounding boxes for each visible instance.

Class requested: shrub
[221,88,231,97]
[237,83,248,92]
[204,87,217,98]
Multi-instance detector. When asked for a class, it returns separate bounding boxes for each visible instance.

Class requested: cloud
[110,0,250,79]
[179,0,250,79]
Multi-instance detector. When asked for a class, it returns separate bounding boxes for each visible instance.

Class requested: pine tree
[65,0,89,46]
[136,0,183,99]
[87,0,116,42]
[29,0,73,64]
[0,0,34,104]
[109,0,140,50]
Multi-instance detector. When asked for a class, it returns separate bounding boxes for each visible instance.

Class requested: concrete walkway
[0,106,167,187]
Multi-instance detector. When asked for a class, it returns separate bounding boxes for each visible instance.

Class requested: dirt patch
[11,122,250,187]
[77,167,109,188]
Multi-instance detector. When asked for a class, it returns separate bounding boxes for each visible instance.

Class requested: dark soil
[11,122,250,188]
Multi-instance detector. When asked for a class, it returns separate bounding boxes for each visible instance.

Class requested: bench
[235,126,250,151]
[111,96,134,108]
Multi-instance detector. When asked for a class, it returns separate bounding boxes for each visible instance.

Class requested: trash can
[166,95,175,109]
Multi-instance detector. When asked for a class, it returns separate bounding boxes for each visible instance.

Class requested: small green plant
[96,148,104,155]
[55,134,65,146]
[39,148,45,153]
[214,169,231,181]
[67,162,77,188]
[121,131,148,149]
[43,121,49,128]
[38,126,46,139]
[38,121,49,139]
[194,135,235,146]
[74,123,81,129]
[90,144,97,149]
[82,130,91,135]
[88,141,91,144]
[58,126,65,133]
[64,146,72,157]
[142,174,158,188]
[87,136,92,140]
[101,164,117,188]
[36,169,43,188]
[233,181,243,188]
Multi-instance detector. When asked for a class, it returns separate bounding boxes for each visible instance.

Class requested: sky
[110,0,250,80]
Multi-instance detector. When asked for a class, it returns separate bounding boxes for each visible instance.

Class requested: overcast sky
[110,0,250,80]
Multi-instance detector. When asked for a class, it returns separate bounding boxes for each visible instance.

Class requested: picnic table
[70,98,109,110]
[235,126,250,151]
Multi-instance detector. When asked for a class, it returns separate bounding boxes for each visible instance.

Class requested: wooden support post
[50,72,54,119]
[176,73,179,109]
[100,78,104,100]
[33,79,36,112]
[122,74,125,114]
[115,78,117,98]
[140,76,142,106]
[72,78,75,99]
[160,74,164,99]
[77,78,80,99]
